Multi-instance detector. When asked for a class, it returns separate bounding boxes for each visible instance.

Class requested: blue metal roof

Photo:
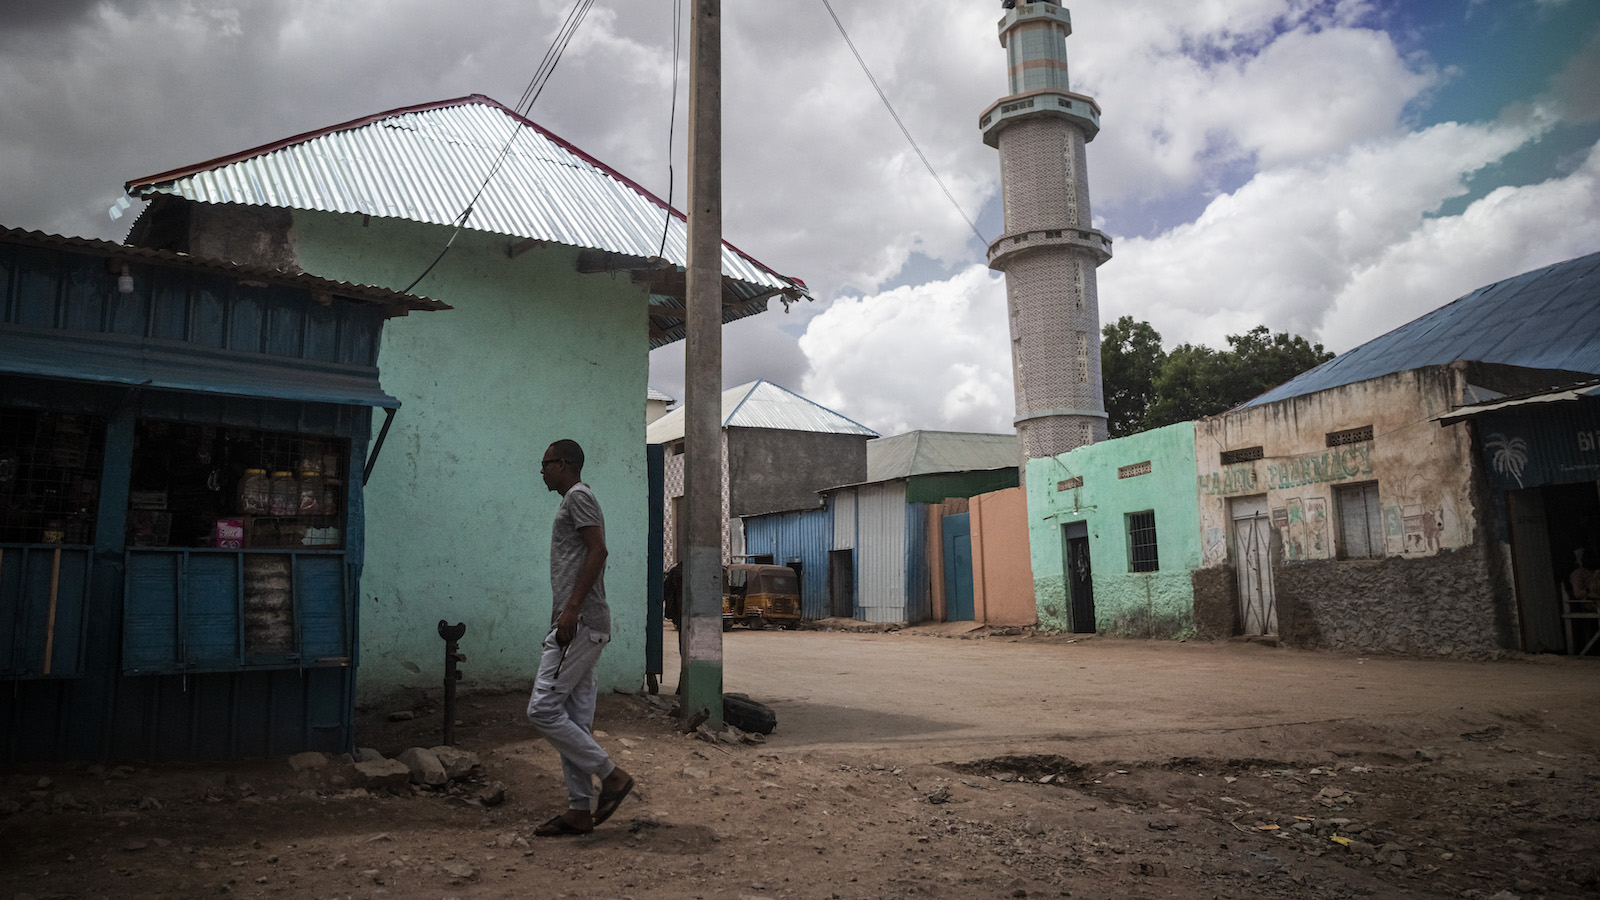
[1243,250,1600,408]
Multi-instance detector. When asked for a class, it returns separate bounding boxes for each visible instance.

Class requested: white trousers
[526,624,615,809]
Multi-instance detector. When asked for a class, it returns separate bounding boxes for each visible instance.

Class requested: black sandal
[533,813,593,837]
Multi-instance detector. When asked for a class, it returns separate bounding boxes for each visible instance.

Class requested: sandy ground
[3,626,1600,900]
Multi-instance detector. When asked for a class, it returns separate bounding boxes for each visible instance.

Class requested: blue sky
[1,0,1597,435]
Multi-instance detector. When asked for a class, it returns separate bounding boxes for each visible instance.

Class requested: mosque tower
[981,2,1112,468]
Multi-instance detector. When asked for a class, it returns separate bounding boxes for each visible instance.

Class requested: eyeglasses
[540,458,563,470]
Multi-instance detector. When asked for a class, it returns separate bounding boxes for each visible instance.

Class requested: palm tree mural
[1486,433,1529,488]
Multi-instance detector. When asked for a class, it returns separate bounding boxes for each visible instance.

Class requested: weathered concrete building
[1191,251,1600,655]
[649,379,877,570]
[1025,423,1201,638]
[826,431,1021,625]
[123,96,808,698]
[1023,250,1600,656]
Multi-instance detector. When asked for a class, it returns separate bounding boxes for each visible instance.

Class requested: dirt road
[717,627,1600,762]
[4,628,1599,900]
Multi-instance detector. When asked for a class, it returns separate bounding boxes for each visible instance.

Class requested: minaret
[981,2,1112,469]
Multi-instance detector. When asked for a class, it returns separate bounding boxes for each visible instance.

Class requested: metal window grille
[1335,481,1384,559]
[0,407,107,545]
[1220,446,1264,465]
[129,420,347,550]
[1118,461,1151,479]
[1326,425,1373,447]
[1128,511,1159,572]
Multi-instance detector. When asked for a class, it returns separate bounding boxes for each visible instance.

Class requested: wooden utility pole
[680,0,724,731]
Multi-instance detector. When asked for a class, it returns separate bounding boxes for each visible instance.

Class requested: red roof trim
[124,94,800,288]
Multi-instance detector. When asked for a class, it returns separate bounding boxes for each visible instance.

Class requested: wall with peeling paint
[1195,366,1477,565]
[1194,363,1518,655]
[1025,423,1201,638]
[290,213,653,700]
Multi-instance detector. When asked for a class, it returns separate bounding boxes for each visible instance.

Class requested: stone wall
[1191,566,1237,641]
[1272,544,1517,656]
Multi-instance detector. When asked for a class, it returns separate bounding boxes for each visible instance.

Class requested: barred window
[1327,425,1373,447]
[1128,511,1159,573]
[1220,446,1264,465]
[1118,461,1151,479]
[1335,482,1383,559]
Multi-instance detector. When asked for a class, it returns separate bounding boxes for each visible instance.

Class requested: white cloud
[797,265,1012,437]
[1324,138,1600,348]
[3,0,1596,438]
[1100,113,1557,350]
[1076,4,1440,208]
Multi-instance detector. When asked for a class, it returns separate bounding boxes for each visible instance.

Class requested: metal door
[1063,521,1095,633]
[941,513,975,621]
[828,549,854,619]
[1231,495,1277,635]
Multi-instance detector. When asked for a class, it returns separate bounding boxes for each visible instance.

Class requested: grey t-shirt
[550,482,610,634]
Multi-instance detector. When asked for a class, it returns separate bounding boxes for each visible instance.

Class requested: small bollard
[438,620,466,746]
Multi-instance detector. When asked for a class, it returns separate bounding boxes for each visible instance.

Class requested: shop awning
[0,325,400,409]
[1435,379,1600,425]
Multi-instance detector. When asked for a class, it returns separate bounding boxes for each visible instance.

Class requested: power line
[819,0,989,249]
[658,0,683,259]
[404,0,597,294]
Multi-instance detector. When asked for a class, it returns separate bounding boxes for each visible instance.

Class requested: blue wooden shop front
[0,230,434,761]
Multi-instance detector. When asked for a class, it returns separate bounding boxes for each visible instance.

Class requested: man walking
[527,439,634,836]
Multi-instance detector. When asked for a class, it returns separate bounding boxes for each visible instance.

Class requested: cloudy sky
[3,0,1598,436]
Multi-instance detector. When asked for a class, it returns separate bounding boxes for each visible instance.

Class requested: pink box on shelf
[213,518,244,550]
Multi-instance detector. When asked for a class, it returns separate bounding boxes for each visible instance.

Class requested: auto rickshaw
[722,562,802,630]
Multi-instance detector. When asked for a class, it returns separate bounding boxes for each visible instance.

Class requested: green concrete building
[125,96,807,700]
[1025,423,1200,638]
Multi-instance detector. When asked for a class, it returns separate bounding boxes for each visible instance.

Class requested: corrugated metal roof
[1435,377,1600,424]
[647,387,675,403]
[124,95,808,348]
[646,379,878,444]
[0,227,447,314]
[1244,250,1600,408]
[866,431,1018,482]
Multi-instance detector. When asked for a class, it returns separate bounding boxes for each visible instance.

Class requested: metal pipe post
[438,620,466,745]
[680,0,725,731]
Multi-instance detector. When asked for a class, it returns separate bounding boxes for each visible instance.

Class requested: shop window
[129,421,347,550]
[1128,511,1159,573]
[0,408,106,678]
[0,408,106,545]
[121,421,353,675]
[1335,481,1383,559]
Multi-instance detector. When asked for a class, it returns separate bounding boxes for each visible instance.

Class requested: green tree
[1144,325,1333,429]
[1103,321,1335,435]
[1100,316,1166,438]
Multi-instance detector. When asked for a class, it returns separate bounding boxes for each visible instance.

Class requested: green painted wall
[292,214,651,700]
[1025,423,1201,639]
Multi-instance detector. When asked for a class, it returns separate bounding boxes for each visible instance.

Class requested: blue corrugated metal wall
[741,506,833,620]
[0,243,384,761]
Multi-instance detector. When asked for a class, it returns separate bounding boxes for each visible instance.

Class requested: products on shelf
[268,471,297,517]
[237,469,269,516]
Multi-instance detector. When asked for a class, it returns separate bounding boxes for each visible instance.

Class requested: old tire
[723,692,777,734]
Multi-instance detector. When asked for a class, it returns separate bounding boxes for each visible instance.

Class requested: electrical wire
[403,0,597,294]
[658,0,683,259]
[819,0,989,248]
